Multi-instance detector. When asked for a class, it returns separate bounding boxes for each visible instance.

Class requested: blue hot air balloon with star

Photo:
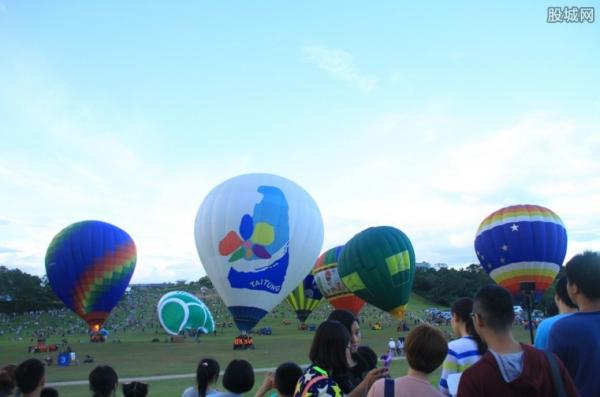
[474,204,567,301]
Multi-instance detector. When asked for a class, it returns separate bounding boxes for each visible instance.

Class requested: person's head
[0,365,16,394]
[89,366,118,397]
[404,324,448,375]
[565,251,600,307]
[195,358,220,397]
[554,275,578,312]
[122,381,148,397]
[327,309,360,352]
[40,387,59,397]
[309,320,350,377]
[15,359,45,395]
[472,285,514,339]
[274,362,302,397]
[222,359,254,395]
[451,298,487,354]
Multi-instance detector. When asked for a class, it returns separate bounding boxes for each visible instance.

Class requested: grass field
[0,291,535,397]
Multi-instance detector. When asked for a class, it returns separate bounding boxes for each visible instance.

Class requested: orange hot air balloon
[312,246,365,316]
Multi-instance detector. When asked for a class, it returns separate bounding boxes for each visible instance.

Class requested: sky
[1,1,599,283]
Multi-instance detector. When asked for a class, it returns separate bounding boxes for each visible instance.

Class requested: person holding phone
[327,310,378,393]
[294,320,387,397]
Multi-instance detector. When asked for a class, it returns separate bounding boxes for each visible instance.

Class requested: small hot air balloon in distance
[338,226,416,319]
[474,204,568,302]
[312,246,366,316]
[157,291,215,335]
[285,273,323,324]
[45,220,137,334]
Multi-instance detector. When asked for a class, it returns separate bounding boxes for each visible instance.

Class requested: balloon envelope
[474,204,567,300]
[285,273,323,323]
[45,220,137,331]
[194,173,324,332]
[338,226,416,319]
[157,291,215,335]
[312,246,366,316]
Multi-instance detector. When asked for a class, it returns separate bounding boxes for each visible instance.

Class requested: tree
[0,266,60,312]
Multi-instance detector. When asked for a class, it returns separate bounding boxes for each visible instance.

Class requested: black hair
[122,381,148,397]
[309,320,350,379]
[566,251,600,300]
[89,366,118,397]
[355,345,377,371]
[15,359,45,394]
[555,275,578,309]
[474,285,515,332]
[196,358,220,397]
[274,362,303,397]
[222,359,254,394]
[327,309,357,334]
[0,365,16,393]
[451,298,487,355]
[41,387,60,397]
[546,300,559,316]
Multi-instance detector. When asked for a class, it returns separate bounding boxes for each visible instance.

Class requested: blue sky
[1,1,599,283]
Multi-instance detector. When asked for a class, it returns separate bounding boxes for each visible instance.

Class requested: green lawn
[0,292,536,397]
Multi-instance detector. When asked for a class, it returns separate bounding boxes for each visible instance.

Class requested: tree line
[1,264,556,314]
[413,264,557,313]
[0,266,61,313]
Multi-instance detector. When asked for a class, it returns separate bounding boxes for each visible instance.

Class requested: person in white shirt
[388,338,396,356]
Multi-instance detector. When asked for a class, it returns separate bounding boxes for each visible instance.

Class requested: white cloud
[0,246,19,254]
[304,46,378,93]
[304,109,600,268]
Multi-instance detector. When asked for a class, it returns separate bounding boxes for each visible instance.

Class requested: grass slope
[0,291,532,397]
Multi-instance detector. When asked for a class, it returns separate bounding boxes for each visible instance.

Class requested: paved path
[47,357,406,387]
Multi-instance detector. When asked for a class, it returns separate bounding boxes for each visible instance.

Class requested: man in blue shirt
[534,275,577,349]
[549,251,600,397]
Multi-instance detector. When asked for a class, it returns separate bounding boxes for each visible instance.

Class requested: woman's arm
[347,367,389,397]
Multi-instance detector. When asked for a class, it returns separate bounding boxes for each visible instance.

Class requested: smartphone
[383,353,393,368]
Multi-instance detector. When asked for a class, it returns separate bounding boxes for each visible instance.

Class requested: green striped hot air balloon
[285,273,323,323]
[338,226,416,319]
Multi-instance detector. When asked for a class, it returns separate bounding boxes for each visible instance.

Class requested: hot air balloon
[285,273,323,324]
[474,204,568,301]
[157,291,215,335]
[194,173,324,333]
[338,226,415,319]
[45,220,137,333]
[312,246,365,316]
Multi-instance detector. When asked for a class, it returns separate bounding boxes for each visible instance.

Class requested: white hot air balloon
[194,173,324,332]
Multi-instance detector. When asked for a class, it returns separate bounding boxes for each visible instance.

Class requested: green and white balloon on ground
[157,291,215,335]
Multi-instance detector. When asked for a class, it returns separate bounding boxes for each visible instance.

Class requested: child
[216,360,254,397]
[255,362,303,397]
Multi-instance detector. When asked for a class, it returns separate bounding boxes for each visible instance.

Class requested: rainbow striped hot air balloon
[474,204,568,301]
[45,220,137,332]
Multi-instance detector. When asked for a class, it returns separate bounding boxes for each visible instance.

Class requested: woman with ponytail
[182,358,220,397]
[438,298,486,396]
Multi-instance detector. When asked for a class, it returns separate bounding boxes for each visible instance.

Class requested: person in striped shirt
[439,298,487,396]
